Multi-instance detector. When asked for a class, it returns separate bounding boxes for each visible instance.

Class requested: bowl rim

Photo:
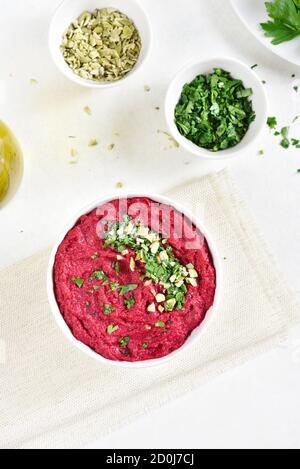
[165,56,269,160]
[48,0,153,89]
[47,192,223,369]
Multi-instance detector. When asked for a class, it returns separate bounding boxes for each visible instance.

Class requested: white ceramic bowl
[49,0,152,88]
[47,193,222,368]
[165,57,269,160]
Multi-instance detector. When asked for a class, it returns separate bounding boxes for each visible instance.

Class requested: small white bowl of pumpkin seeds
[49,0,152,88]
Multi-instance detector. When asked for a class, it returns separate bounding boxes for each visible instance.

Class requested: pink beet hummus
[54,197,216,362]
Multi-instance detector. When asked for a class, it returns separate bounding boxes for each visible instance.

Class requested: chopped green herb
[262,80,267,84]
[112,261,120,274]
[119,284,138,296]
[107,324,119,335]
[90,270,107,281]
[103,216,197,311]
[120,349,130,355]
[155,321,166,328]
[85,301,91,306]
[267,117,278,129]
[259,149,264,155]
[110,282,120,292]
[281,138,290,149]
[297,169,300,173]
[104,304,115,315]
[119,336,131,347]
[293,116,299,123]
[292,138,300,145]
[71,277,84,288]
[93,285,101,291]
[294,86,299,92]
[123,296,136,309]
[142,343,149,349]
[251,64,258,69]
[174,68,255,152]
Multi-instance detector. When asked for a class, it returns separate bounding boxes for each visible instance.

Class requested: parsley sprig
[261,0,300,45]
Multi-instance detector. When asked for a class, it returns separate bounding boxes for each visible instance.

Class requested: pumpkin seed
[61,8,142,83]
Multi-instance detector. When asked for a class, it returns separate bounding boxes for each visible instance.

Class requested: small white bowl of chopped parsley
[165,57,268,159]
[49,0,152,88]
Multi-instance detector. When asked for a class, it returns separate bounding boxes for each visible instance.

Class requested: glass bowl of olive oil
[0,121,23,207]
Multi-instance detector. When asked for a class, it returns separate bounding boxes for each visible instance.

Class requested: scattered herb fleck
[107,324,119,335]
[90,270,107,281]
[155,321,166,328]
[119,336,130,347]
[124,296,136,309]
[267,116,277,129]
[104,304,115,315]
[71,277,84,288]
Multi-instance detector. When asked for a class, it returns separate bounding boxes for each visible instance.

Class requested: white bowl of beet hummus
[47,194,222,368]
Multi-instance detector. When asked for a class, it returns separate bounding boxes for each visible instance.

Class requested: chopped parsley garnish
[89,270,107,281]
[107,324,119,335]
[280,126,290,149]
[103,216,198,312]
[119,284,138,296]
[71,277,84,288]
[267,116,277,129]
[112,261,120,274]
[110,282,120,291]
[251,64,258,69]
[85,301,91,306]
[174,68,256,152]
[123,296,136,309]
[155,321,166,328]
[104,304,115,315]
[142,343,149,349]
[119,336,130,347]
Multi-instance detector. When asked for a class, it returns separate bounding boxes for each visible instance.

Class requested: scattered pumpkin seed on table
[61,8,142,82]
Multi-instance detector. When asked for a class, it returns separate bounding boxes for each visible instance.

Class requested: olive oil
[0,121,23,206]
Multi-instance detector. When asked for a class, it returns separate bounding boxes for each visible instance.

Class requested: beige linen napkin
[0,170,298,449]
